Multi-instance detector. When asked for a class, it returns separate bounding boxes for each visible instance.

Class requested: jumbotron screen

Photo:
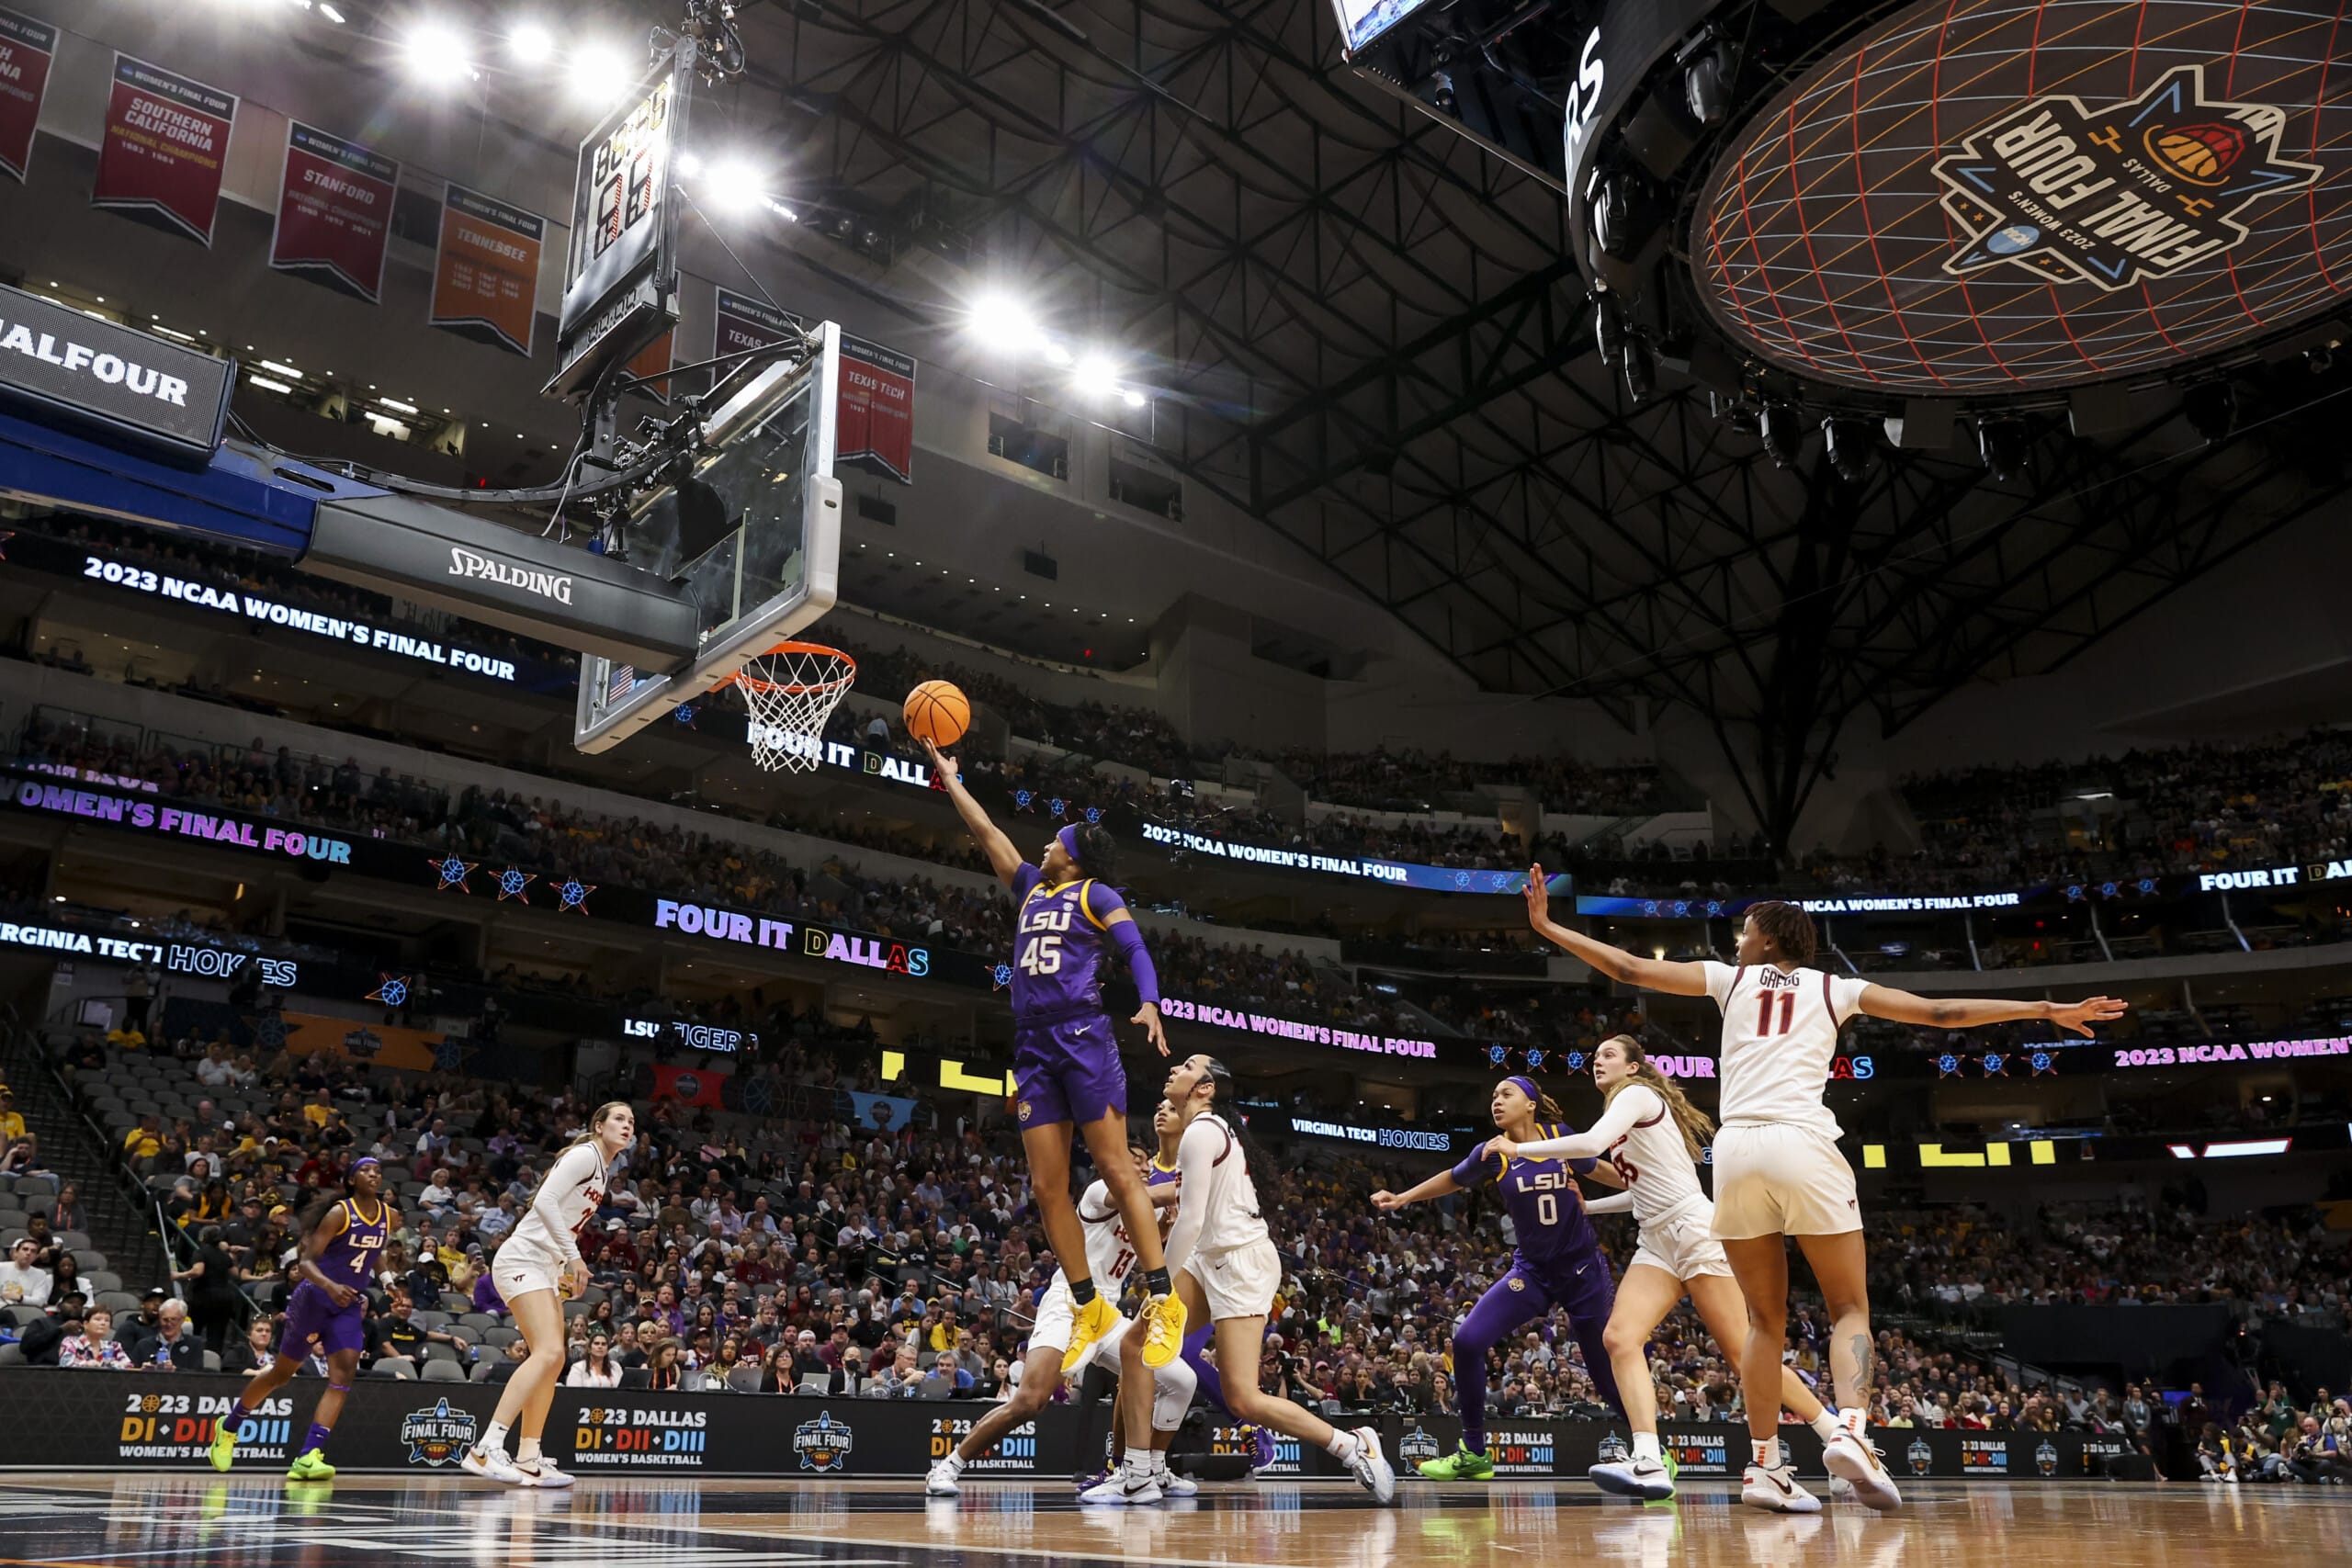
[1691,0,2352,393]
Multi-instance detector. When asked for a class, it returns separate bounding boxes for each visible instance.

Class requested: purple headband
[1505,1075,1542,1105]
[1057,824,1085,869]
[350,1156,379,1172]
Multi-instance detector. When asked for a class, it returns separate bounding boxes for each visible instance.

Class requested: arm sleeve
[531,1145,596,1263]
[1511,1089,1659,1164]
[1159,1122,1217,1277]
[1702,960,1738,1010]
[1087,887,1161,1005]
[1582,1190,1635,1215]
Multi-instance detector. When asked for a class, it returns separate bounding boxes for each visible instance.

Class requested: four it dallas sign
[1933,64,2319,290]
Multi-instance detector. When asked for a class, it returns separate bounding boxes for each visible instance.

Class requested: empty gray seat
[367,1359,416,1380]
[422,1358,467,1381]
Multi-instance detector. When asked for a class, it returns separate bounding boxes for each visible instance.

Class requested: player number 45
[1020,935,1063,976]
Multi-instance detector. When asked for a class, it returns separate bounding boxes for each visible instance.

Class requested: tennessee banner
[92,53,238,245]
[625,327,674,406]
[429,183,545,356]
[0,6,57,184]
[270,120,400,303]
[837,333,915,482]
[650,1064,727,1109]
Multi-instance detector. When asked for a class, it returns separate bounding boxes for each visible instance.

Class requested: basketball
[903,680,971,746]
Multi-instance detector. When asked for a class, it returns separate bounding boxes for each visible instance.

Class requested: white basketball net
[729,644,856,773]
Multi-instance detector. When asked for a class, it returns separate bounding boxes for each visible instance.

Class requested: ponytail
[1601,1035,1714,1160]
[1534,1092,1567,1125]
[1198,1058,1272,1212]
[528,1100,632,1207]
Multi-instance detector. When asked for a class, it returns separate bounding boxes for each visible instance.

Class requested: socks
[517,1438,543,1464]
[1325,1428,1363,1464]
[479,1420,511,1456]
[300,1422,331,1456]
[221,1401,251,1434]
[1632,1432,1662,1463]
[1070,1277,1098,1307]
[1148,1450,1169,1478]
[1753,1437,1782,1470]
[942,1452,966,1473]
[1123,1451,1154,1486]
[1141,1267,1171,1298]
[1811,1411,1842,1442]
[1840,1406,1869,1438]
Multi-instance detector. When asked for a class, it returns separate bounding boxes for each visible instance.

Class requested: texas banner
[837,332,915,482]
[0,6,57,184]
[429,183,545,356]
[269,120,401,303]
[92,54,238,245]
[711,287,798,390]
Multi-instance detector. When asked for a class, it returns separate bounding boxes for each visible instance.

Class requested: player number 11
[1757,990,1794,1036]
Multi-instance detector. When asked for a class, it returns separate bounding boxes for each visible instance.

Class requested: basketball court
[0,1474,2336,1568]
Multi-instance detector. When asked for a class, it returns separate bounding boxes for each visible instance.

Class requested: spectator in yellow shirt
[301,1089,334,1130]
[121,1114,163,1162]
[0,1088,24,1145]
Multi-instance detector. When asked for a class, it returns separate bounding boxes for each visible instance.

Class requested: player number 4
[1020,935,1063,976]
[1756,990,1794,1036]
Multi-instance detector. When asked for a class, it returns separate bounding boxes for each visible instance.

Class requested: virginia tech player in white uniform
[1498,1034,1845,1504]
[1520,874,2125,1513]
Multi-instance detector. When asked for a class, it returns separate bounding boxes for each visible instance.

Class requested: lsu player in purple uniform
[1372,1076,1626,1480]
[925,737,1183,1370]
[208,1157,391,1479]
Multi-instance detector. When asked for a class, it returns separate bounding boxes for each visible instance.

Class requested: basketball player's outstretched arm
[920,739,1024,888]
[1857,986,2126,1037]
[1521,863,1710,996]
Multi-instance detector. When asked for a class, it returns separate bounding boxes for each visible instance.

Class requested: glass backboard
[572,321,842,753]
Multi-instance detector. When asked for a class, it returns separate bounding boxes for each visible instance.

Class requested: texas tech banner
[270,121,401,303]
[0,6,57,185]
[430,184,545,356]
[838,333,915,483]
[92,54,238,245]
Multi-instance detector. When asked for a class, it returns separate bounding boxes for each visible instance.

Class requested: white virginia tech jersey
[1168,1111,1268,1262]
[1066,1179,1146,1294]
[503,1142,606,1265]
[1703,962,1868,1136]
[1591,1083,1709,1224]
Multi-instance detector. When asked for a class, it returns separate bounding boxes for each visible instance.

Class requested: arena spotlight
[570,42,636,105]
[1758,401,1805,469]
[967,293,1042,355]
[1591,292,1628,367]
[1823,418,1880,485]
[508,20,556,63]
[1680,34,1736,126]
[1976,418,2030,482]
[1121,389,1147,410]
[1072,355,1123,399]
[403,20,473,84]
[703,159,767,214]
[1592,174,1633,258]
[2182,379,2238,443]
[1622,337,1657,402]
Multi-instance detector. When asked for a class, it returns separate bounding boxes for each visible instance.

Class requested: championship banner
[92,54,237,246]
[711,288,798,392]
[269,121,400,303]
[626,327,674,406]
[837,332,915,482]
[0,6,56,184]
[428,184,544,356]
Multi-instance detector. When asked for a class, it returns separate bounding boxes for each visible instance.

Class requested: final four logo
[1397,1427,1442,1466]
[401,1398,477,1466]
[794,1409,854,1472]
[1907,1436,1935,1476]
[1933,64,2320,290]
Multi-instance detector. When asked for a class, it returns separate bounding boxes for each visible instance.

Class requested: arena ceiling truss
[729,0,2351,840]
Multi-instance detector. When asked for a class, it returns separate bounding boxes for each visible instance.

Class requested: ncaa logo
[1595,1430,1631,1464]
[794,1410,855,1472]
[1397,1427,1442,1466]
[401,1398,478,1466]
[1907,1437,1935,1476]
[2036,1439,2058,1477]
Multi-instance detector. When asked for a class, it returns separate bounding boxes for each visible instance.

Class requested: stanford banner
[93,54,237,245]
[838,332,915,482]
[0,6,56,184]
[270,120,400,303]
[429,183,545,356]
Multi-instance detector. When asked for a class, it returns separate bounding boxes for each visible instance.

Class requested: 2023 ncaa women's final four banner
[91,54,237,245]
[0,6,57,185]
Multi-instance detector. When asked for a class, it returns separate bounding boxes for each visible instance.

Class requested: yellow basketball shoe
[1060,1292,1122,1372]
[1140,1292,1186,1369]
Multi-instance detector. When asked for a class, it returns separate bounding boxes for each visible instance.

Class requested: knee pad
[1152,1356,1199,1433]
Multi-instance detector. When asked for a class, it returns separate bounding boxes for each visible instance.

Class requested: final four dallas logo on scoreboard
[1933,64,2321,291]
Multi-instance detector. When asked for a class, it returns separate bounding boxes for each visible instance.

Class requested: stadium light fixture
[509,20,557,64]
[319,3,346,20]
[1072,355,1122,398]
[404,20,474,84]
[1121,389,1147,410]
[704,159,767,214]
[570,41,634,105]
[967,293,1043,356]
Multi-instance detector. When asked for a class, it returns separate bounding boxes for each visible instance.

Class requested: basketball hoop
[727,642,856,773]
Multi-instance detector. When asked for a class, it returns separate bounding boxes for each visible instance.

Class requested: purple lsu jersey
[316,1195,390,1289]
[1010,865,1121,1021]
[1452,1126,1603,1285]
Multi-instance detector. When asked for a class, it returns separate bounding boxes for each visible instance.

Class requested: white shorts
[1028,1279,1132,1371]
[1631,1200,1734,1280]
[491,1250,565,1303]
[1710,1122,1860,1240]
[1187,1238,1282,1322]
